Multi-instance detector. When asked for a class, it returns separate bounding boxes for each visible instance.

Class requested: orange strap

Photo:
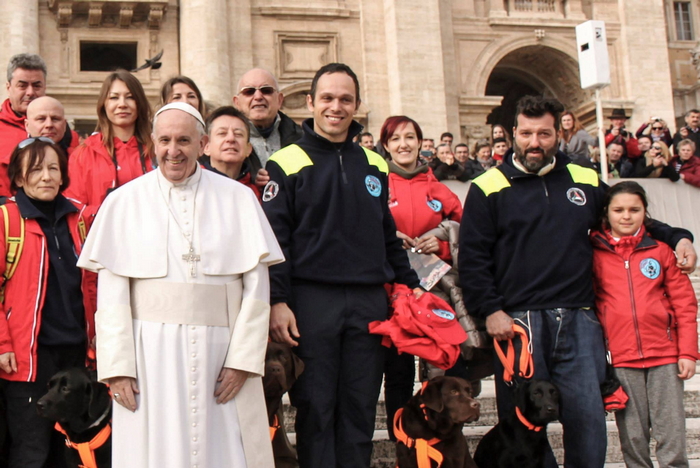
[269,414,280,440]
[515,406,543,432]
[494,324,534,383]
[393,408,444,468]
[55,422,111,468]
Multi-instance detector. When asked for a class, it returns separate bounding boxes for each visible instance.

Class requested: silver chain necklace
[157,170,201,278]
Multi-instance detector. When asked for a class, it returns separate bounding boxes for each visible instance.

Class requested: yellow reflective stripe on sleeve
[268,144,314,176]
[472,168,511,196]
[567,164,599,187]
[362,147,389,174]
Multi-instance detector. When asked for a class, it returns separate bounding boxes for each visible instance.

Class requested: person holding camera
[636,116,673,146]
[633,141,679,180]
[673,109,700,157]
[604,109,641,160]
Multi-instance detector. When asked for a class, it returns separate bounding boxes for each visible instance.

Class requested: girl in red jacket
[65,70,154,208]
[591,181,698,468]
[0,138,96,467]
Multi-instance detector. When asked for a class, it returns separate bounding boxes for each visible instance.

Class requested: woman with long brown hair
[65,70,154,207]
[558,111,596,166]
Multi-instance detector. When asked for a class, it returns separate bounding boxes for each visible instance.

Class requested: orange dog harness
[55,422,111,468]
[269,414,281,440]
[494,324,534,383]
[393,408,444,468]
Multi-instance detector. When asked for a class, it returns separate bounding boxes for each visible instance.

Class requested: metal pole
[596,88,608,184]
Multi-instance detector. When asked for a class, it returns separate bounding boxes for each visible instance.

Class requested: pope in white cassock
[77,102,284,467]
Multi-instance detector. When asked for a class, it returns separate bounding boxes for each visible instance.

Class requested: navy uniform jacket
[262,119,419,305]
[459,151,691,319]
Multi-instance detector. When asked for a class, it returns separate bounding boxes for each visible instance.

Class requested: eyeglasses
[652,146,663,151]
[238,86,277,97]
[17,137,54,149]
[651,126,663,130]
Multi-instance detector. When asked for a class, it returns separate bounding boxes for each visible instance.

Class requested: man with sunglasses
[233,69,302,188]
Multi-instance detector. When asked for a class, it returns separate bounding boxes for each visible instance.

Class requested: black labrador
[474,379,560,468]
[396,376,480,468]
[263,341,305,468]
[36,368,112,468]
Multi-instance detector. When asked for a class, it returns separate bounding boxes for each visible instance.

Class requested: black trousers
[383,347,414,442]
[3,344,85,468]
[288,282,388,468]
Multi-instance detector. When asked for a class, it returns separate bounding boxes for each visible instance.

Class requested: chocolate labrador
[474,379,560,468]
[395,376,480,468]
[36,367,112,468]
[263,341,305,468]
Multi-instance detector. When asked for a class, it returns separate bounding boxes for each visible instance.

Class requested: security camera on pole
[576,20,611,182]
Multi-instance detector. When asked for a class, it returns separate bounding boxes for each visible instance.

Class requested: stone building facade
[0,0,698,146]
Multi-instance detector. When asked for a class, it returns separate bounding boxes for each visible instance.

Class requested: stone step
[281,375,700,431]
[281,374,700,466]
[367,419,700,467]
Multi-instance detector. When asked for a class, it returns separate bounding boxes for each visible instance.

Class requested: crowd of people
[0,51,697,468]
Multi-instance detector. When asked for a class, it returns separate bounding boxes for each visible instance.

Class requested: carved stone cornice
[47,1,168,30]
[88,3,103,27]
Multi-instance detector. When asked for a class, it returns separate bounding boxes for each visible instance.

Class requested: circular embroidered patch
[639,258,661,280]
[262,181,280,202]
[427,199,443,212]
[365,175,381,197]
[432,309,455,321]
[566,187,587,206]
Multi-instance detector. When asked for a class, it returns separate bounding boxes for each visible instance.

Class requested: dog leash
[55,420,111,468]
[493,324,534,384]
[393,408,444,468]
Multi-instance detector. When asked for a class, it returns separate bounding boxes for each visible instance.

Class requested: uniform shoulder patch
[472,168,511,196]
[362,147,389,174]
[269,145,313,176]
[566,164,599,187]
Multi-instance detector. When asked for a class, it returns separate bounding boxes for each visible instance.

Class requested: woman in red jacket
[0,138,96,467]
[591,181,698,468]
[65,70,154,208]
[380,115,463,440]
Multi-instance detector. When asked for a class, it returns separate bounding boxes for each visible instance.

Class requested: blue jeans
[494,308,607,468]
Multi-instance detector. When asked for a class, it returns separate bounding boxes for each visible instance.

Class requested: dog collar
[87,403,111,430]
[393,408,444,468]
[515,406,543,432]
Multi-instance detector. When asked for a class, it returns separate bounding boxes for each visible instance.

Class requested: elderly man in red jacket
[0,54,48,197]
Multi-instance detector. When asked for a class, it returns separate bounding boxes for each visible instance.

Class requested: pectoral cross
[182,248,200,278]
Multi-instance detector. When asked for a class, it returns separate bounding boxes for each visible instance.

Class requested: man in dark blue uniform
[262,63,421,468]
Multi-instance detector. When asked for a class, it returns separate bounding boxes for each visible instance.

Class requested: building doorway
[484,45,588,137]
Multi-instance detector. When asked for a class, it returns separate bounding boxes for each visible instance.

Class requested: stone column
[616,0,676,130]
[382,0,452,140]
[179,0,232,106]
[0,0,40,99]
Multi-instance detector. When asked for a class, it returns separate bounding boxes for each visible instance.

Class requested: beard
[513,142,558,173]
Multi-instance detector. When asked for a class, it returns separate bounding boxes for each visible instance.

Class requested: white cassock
[78,165,284,468]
